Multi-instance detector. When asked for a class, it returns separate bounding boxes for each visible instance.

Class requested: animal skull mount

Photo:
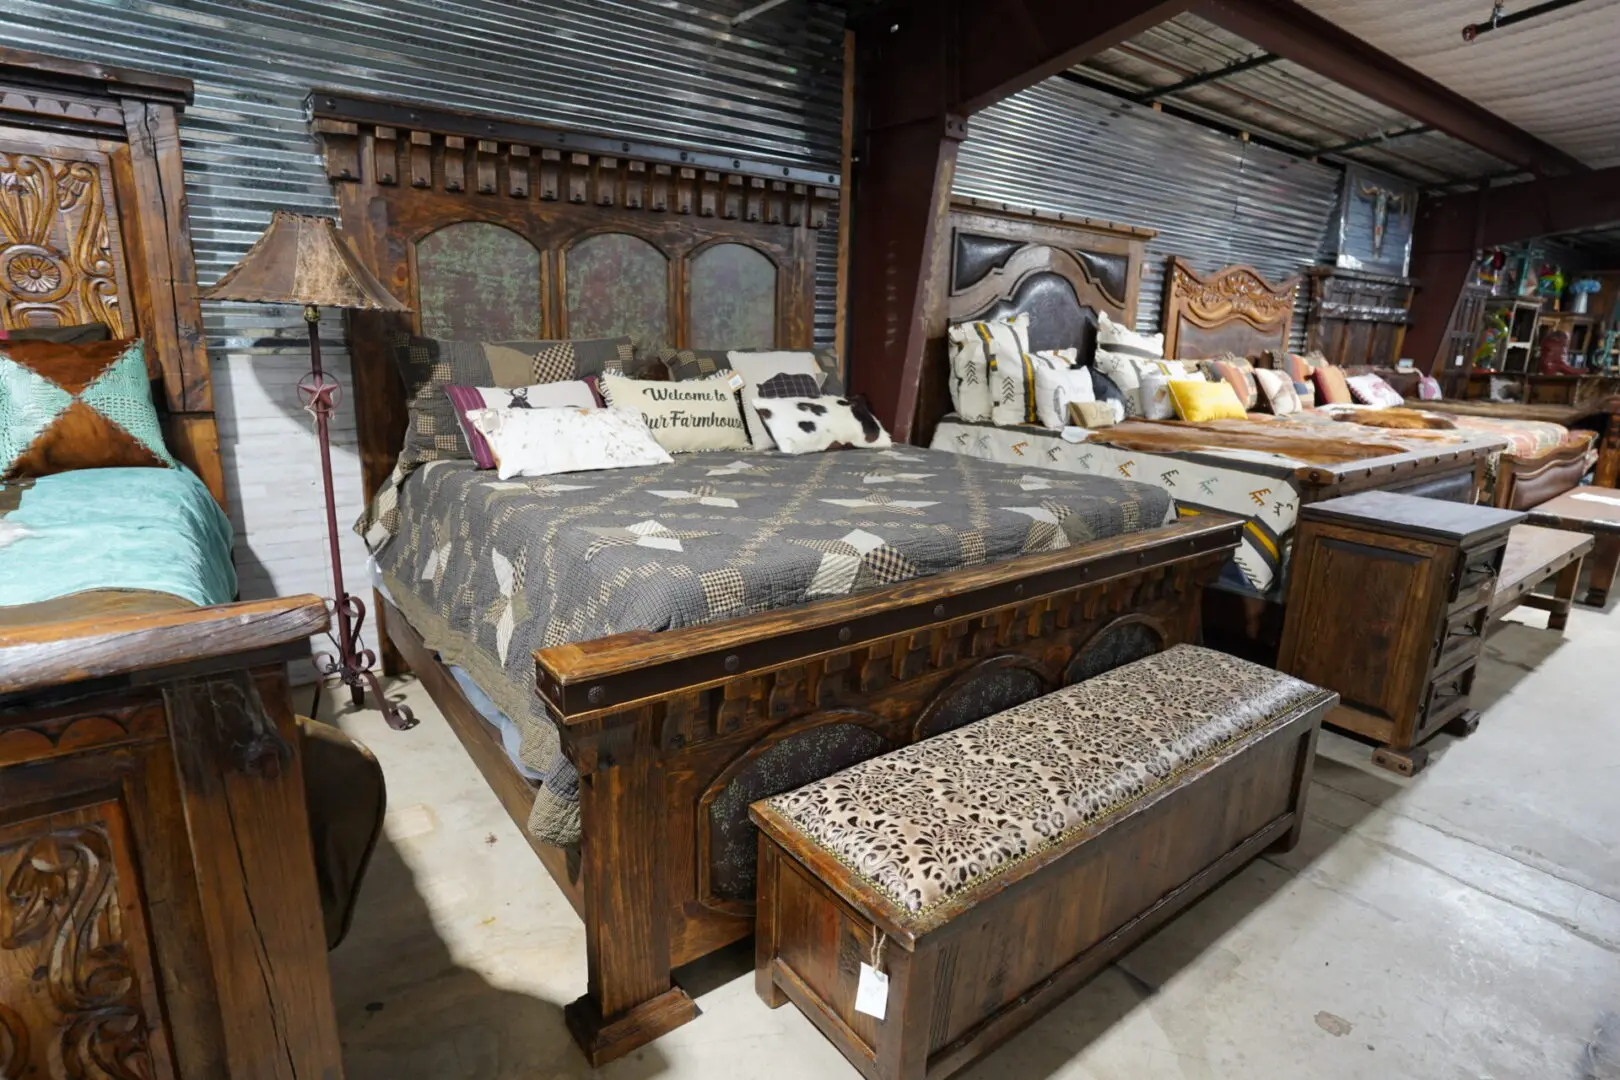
[1357,183,1412,260]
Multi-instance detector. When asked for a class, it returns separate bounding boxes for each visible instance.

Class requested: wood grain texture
[0,595,327,694]
[1304,267,1414,369]
[1162,257,1299,361]
[1488,524,1591,629]
[753,691,1331,1080]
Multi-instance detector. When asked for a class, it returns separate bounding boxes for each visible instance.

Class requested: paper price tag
[727,372,746,391]
[855,962,889,1020]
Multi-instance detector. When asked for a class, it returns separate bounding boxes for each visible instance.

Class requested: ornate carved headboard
[0,48,223,505]
[919,200,1153,441]
[310,92,837,505]
[1161,257,1300,362]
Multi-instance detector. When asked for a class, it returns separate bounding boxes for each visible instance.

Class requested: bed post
[562,707,698,1066]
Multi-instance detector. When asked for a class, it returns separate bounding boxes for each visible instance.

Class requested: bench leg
[1587,535,1620,607]
[755,835,788,1008]
[1270,722,1321,854]
[1548,555,1584,631]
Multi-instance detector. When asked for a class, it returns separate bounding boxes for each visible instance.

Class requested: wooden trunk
[0,597,342,1080]
[751,689,1331,1080]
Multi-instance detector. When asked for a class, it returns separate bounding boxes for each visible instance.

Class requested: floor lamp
[204,210,417,730]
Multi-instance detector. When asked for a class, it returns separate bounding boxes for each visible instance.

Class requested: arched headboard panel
[1161,257,1300,362]
[916,200,1154,443]
[310,91,838,510]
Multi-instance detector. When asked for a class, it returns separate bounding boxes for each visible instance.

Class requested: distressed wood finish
[1161,257,1299,361]
[1304,267,1415,368]
[751,686,1332,1080]
[1278,492,1523,776]
[0,596,343,1079]
[0,49,223,507]
[1524,487,1620,607]
[526,514,1238,1065]
[1487,524,1592,631]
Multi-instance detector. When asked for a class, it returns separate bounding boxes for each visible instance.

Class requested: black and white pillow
[752,395,892,454]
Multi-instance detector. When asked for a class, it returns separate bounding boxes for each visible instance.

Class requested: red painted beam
[1198,0,1587,178]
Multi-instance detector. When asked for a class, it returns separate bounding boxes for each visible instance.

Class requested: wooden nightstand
[1277,491,1524,776]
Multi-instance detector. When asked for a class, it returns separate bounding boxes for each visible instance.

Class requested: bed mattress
[0,467,236,622]
[373,446,1175,846]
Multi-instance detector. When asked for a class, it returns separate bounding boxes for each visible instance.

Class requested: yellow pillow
[1169,378,1248,422]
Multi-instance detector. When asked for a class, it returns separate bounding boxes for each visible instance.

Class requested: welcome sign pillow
[599,373,750,453]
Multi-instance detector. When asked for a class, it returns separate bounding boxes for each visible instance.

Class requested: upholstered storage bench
[750,645,1335,1080]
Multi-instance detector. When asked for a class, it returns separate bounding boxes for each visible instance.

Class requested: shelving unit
[1483,298,1544,372]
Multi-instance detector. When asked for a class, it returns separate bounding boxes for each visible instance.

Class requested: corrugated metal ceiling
[1073,12,1520,189]
[1297,0,1620,169]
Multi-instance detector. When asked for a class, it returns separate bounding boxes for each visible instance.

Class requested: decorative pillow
[468,406,671,479]
[446,381,597,469]
[1072,400,1119,428]
[1140,367,1203,421]
[661,347,844,396]
[1200,355,1259,410]
[1168,379,1248,422]
[1035,347,1079,368]
[946,315,1028,424]
[1096,312,1164,359]
[725,350,832,448]
[755,372,822,399]
[753,395,891,454]
[1034,364,1095,430]
[599,373,750,453]
[1253,368,1303,416]
[1418,375,1443,401]
[1089,367,1126,413]
[1,322,113,345]
[990,346,1066,429]
[393,333,633,401]
[1093,350,1159,418]
[1312,365,1354,406]
[1346,372,1404,408]
[391,336,521,469]
[0,338,175,480]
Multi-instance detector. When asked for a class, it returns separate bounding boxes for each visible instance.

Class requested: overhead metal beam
[1314,124,1433,155]
[1132,51,1279,102]
[1197,0,1588,177]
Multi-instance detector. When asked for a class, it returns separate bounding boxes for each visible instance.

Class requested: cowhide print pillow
[752,395,892,454]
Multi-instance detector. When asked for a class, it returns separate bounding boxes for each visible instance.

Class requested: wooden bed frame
[1,50,343,1079]
[1161,257,1299,362]
[312,97,1244,1065]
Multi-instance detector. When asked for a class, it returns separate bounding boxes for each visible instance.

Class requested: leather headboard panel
[970,270,1101,359]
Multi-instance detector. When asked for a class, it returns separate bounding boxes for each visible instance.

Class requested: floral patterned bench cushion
[764,644,1323,921]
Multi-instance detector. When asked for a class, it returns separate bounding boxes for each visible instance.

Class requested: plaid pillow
[755,372,821,398]
[660,347,846,396]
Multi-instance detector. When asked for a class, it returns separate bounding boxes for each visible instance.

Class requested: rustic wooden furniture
[1524,487,1620,606]
[1278,491,1525,776]
[1420,395,1620,491]
[0,596,344,1080]
[0,48,224,506]
[923,199,1155,441]
[310,93,1246,1066]
[751,647,1335,1080]
[1486,525,1592,631]
[1479,298,1543,374]
[1305,267,1416,368]
[1161,256,1299,361]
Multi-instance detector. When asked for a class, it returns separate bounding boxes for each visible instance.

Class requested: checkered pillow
[660,347,845,396]
[755,372,821,399]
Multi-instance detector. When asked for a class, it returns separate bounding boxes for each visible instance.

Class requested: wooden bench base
[1524,488,1620,607]
[754,690,1331,1080]
[1489,524,1594,632]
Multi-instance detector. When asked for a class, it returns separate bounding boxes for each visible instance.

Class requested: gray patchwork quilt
[374,447,1173,846]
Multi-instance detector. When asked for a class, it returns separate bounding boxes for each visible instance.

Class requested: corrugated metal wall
[954,77,1344,345]
[0,1,845,659]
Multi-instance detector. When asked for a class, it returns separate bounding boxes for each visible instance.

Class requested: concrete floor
[324,601,1620,1080]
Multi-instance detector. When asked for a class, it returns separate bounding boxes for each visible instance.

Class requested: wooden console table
[1278,492,1524,776]
[0,597,344,1080]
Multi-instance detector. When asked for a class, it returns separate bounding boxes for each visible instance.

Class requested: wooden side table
[1278,491,1524,776]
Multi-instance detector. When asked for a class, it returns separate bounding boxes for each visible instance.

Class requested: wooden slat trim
[0,596,328,693]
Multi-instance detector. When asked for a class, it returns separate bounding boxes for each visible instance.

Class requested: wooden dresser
[1277,492,1524,776]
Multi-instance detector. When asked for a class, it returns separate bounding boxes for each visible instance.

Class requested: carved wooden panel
[415,221,542,341]
[1162,257,1300,361]
[0,139,132,335]
[687,242,776,351]
[0,802,177,1080]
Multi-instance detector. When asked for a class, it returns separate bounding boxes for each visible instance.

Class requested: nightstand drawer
[1450,539,1508,608]
[1419,660,1477,735]
[1433,600,1488,674]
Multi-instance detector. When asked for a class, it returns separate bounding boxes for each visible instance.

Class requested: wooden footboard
[520,514,1242,1064]
[1495,438,1598,510]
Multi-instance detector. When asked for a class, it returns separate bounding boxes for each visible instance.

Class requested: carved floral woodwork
[0,150,128,333]
[0,816,165,1080]
[1163,257,1301,361]
[1169,261,1296,325]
